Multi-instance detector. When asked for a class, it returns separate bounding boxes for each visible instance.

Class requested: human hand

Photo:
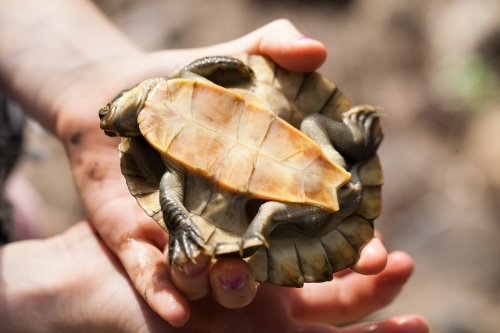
[46,18,395,324]
[0,221,427,333]
[0,0,418,326]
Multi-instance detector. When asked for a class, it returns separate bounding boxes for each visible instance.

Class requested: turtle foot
[168,225,206,266]
[342,106,383,160]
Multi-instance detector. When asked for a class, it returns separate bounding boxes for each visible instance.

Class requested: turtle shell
[120,55,383,287]
[137,78,349,211]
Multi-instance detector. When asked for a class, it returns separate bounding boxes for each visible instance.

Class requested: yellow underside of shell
[137,79,350,212]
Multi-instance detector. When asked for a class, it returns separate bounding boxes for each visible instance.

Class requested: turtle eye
[99,104,110,119]
[104,130,117,137]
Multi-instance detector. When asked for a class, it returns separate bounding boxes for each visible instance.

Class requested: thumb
[145,19,327,76]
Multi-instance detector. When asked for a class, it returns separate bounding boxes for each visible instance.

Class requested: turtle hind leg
[179,56,254,87]
[215,201,331,258]
[341,106,383,161]
[301,105,383,165]
[159,162,205,266]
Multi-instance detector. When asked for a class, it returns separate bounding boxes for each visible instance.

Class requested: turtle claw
[168,224,206,266]
[213,242,240,257]
[238,232,268,257]
[213,232,268,258]
[251,232,270,249]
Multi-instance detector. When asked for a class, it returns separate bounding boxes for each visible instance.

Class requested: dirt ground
[10,0,500,332]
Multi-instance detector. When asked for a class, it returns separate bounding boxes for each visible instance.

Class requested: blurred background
[7,0,500,332]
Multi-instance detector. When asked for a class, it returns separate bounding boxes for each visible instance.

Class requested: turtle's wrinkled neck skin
[99,77,168,137]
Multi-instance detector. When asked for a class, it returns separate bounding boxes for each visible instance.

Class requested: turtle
[99,55,384,287]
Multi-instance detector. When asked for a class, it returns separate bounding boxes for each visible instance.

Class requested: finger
[213,19,327,72]
[292,323,342,333]
[334,236,387,278]
[340,315,429,333]
[291,251,414,324]
[292,315,428,333]
[351,237,387,275]
[92,197,190,327]
[65,122,191,325]
[374,229,384,242]
[170,254,211,300]
[115,232,191,327]
[333,269,350,278]
[209,257,258,308]
[145,19,327,76]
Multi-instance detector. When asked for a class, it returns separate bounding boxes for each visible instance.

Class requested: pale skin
[0,0,428,331]
[0,221,423,333]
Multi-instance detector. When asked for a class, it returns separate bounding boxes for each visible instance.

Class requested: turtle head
[99,83,147,137]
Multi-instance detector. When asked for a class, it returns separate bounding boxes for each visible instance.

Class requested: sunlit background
[10,0,500,332]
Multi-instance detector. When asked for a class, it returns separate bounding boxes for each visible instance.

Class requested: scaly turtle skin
[99,55,383,287]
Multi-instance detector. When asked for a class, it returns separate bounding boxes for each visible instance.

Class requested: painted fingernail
[220,275,247,290]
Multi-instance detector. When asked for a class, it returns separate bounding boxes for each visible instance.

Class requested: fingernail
[180,257,209,277]
[220,275,247,290]
[182,265,205,277]
[395,317,429,333]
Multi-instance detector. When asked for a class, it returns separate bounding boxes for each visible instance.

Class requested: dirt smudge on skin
[87,162,104,182]
[70,132,83,146]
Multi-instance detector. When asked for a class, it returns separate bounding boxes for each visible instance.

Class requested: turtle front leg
[179,56,254,86]
[300,105,383,166]
[159,160,205,266]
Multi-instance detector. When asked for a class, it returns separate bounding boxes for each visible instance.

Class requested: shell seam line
[212,142,237,184]
[198,182,213,217]
[246,149,258,192]
[204,219,217,243]
[318,236,334,271]
[293,73,310,102]
[234,97,246,147]
[165,122,186,152]
[354,213,375,228]
[318,86,339,115]
[246,114,275,187]
[336,228,357,253]
[294,243,305,281]
[271,62,278,85]
[301,155,321,174]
